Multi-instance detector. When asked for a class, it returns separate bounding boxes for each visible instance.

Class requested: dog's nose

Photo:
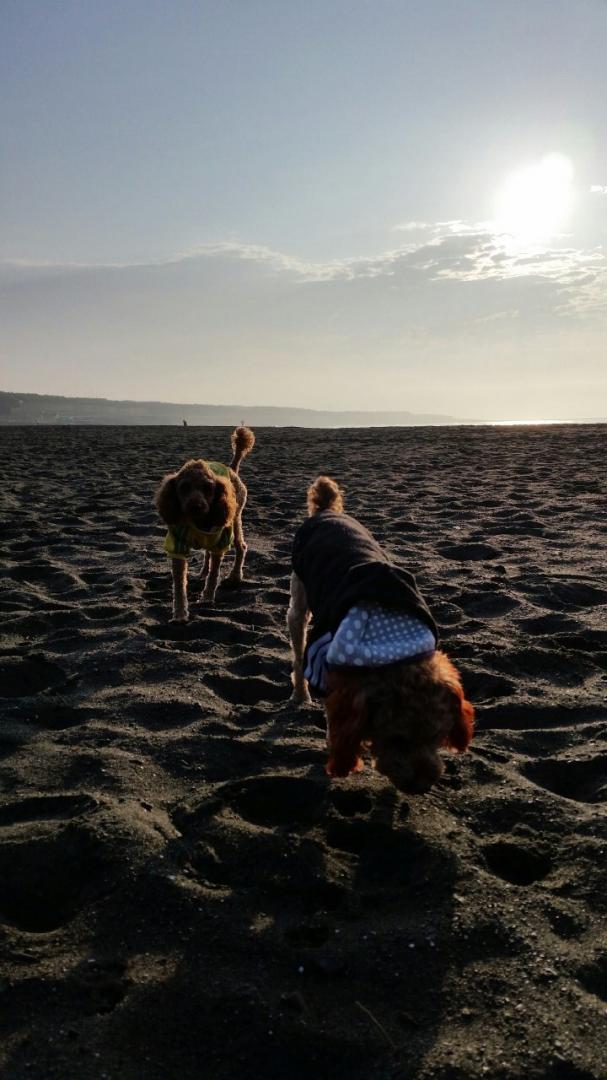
[187,499,209,523]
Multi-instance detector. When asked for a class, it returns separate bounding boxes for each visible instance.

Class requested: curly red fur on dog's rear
[324,651,474,793]
[325,675,367,777]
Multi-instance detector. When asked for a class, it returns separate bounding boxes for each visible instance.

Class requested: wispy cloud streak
[2,220,606,318]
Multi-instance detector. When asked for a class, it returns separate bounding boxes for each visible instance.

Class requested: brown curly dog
[155,426,255,622]
[288,476,474,794]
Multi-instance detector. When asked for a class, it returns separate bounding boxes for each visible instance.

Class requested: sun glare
[495,153,574,245]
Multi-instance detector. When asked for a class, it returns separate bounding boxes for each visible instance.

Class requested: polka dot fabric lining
[326,602,436,669]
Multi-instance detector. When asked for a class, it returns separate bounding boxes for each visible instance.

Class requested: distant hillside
[0,392,461,427]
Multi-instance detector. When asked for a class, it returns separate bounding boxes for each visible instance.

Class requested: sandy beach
[1,422,606,1080]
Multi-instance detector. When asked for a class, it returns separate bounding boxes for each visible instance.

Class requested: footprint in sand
[431,601,463,626]
[478,701,607,730]
[0,805,104,932]
[215,604,276,629]
[343,825,435,887]
[521,579,607,613]
[121,699,207,731]
[438,542,502,562]
[543,901,588,941]
[147,618,258,646]
[329,788,373,818]
[482,840,553,886]
[457,591,520,618]
[0,794,98,826]
[550,581,607,609]
[523,755,607,804]
[24,702,90,731]
[8,563,83,591]
[0,655,67,697]
[68,958,130,1016]
[576,955,607,1002]
[171,782,329,897]
[324,818,389,856]
[203,672,287,706]
[229,654,286,679]
[516,613,583,634]
[459,669,515,702]
[495,646,593,685]
[224,775,327,828]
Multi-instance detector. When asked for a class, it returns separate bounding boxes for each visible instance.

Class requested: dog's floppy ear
[206,476,237,528]
[155,473,181,525]
[430,651,474,753]
[325,673,367,777]
[443,687,475,752]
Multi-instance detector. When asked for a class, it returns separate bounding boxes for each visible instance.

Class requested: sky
[1,0,606,421]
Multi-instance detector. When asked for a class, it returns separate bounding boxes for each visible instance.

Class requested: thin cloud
[393,221,434,233]
[2,221,606,318]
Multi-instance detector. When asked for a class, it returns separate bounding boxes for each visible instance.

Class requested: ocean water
[480,417,607,427]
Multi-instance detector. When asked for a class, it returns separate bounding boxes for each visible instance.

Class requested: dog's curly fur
[307,475,344,515]
[288,475,474,794]
[325,653,474,793]
[155,426,255,621]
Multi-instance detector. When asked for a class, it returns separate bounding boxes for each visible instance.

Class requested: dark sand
[1,424,606,1080]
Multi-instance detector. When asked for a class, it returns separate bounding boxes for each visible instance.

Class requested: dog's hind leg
[171,558,189,623]
[201,550,210,590]
[225,510,247,587]
[201,552,223,602]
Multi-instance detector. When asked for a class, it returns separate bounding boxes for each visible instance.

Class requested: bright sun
[495,153,574,244]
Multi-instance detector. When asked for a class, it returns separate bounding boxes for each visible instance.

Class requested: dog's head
[155,460,236,531]
[325,651,474,794]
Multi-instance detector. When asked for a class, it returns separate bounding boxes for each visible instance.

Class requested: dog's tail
[307,475,344,516]
[230,425,255,473]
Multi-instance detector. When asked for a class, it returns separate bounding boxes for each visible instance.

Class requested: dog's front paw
[200,591,216,604]
[170,615,189,625]
[290,687,312,707]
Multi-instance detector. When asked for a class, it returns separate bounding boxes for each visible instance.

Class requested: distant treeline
[0,391,459,427]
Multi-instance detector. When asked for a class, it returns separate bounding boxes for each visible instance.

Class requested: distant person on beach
[182,419,188,427]
[287,476,474,793]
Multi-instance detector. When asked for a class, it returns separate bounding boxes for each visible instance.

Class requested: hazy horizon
[2,1,606,421]
[2,388,606,427]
